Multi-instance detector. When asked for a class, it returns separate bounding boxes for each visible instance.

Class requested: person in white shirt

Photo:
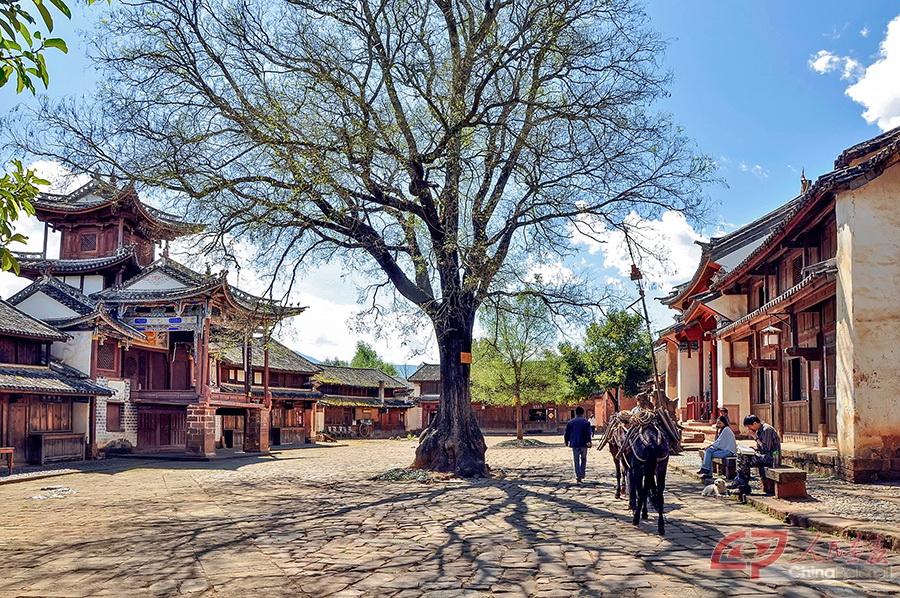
[697,416,737,476]
[588,414,598,437]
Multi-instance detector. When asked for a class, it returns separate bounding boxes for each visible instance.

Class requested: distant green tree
[321,357,349,366]
[349,341,398,377]
[472,296,572,440]
[559,309,651,412]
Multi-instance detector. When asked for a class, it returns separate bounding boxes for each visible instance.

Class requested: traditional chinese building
[407,363,597,434]
[0,299,112,466]
[316,365,413,437]
[10,178,305,458]
[661,126,900,481]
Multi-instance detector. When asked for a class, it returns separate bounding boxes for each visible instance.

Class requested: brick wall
[95,378,138,451]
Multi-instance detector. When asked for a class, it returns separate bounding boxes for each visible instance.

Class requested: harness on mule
[621,409,683,463]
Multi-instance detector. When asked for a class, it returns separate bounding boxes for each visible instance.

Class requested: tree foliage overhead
[7,0,712,475]
[0,0,75,274]
[559,308,652,400]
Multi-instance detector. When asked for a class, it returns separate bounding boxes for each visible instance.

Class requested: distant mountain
[298,352,320,364]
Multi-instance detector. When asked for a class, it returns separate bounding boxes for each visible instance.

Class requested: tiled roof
[0,299,69,341]
[0,361,113,395]
[219,383,322,400]
[408,363,441,382]
[96,258,306,318]
[318,396,414,408]
[317,365,409,389]
[34,179,203,236]
[712,126,900,292]
[7,276,97,317]
[49,309,147,341]
[13,246,140,275]
[212,337,321,374]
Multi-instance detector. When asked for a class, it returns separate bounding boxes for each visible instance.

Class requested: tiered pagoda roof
[93,258,307,320]
[7,277,146,341]
[33,179,204,241]
[13,246,143,280]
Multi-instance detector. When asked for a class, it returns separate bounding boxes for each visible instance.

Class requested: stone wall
[95,379,138,452]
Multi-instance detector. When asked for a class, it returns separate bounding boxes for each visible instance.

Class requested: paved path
[1,436,898,597]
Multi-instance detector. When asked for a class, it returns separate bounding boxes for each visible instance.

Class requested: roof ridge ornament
[800,169,811,194]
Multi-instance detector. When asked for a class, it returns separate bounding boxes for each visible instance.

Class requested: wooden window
[106,403,124,432]
[97,342,118,372]
[81,233,98,252]
[253,371,263,385]
[792,256,803,286]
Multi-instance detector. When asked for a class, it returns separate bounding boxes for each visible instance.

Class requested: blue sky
[2,2,900,364]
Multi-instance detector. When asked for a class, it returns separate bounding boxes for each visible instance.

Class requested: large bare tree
[6,0,711,476]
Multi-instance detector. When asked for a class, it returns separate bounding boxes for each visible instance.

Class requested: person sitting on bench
[697,416,737,476]
[727,414,781,491]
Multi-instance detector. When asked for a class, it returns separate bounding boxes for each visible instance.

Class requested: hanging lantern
[630,264,643,281]
[760,325,781,347]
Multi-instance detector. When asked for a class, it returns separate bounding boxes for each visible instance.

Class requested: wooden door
[9,403,27,463]
[150,352,169,390]
[171,344,191,390]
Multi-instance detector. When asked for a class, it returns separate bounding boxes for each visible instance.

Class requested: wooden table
[0,447,13,476]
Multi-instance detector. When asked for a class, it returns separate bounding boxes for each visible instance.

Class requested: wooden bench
[0,447,13,476]
[712,456,737,480]
[763,466,808,499]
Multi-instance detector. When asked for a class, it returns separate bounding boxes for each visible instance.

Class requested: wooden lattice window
[81,233,98,252]
[124,355,138,378]
[97,342,118,372]
[792,256,803,286]
[106,402,124,432]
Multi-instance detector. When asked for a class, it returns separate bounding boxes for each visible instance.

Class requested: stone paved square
[1,437,898,597]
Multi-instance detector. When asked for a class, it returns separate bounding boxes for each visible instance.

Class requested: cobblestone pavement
[1,436,899,598]
[673,451,900,524]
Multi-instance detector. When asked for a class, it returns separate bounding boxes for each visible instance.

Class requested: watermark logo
[710,530,788,578]
[711,530,895,582]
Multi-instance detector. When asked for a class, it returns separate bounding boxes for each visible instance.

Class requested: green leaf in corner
[44,38,68,53]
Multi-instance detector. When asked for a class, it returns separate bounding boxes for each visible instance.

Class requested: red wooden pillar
[710,336,718,424]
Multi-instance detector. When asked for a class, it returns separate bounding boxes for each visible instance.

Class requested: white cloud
[811,15,900,131]
[861,27,870,38]
[808,50,864,80]
[570,210,707,292]
[846,15,900,131]
[738,161,769,178]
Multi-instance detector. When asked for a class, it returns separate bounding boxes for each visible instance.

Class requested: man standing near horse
[564,406,593,483]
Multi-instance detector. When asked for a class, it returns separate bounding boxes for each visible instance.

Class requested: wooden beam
[749,358,779,370]
[785,347,822,360]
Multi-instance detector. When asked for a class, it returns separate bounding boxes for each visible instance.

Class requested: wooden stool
[0,447,13,476]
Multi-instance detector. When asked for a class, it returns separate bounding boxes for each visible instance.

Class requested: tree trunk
[412,310,488,477]
[515,394,523,441]
[612,387,620,413]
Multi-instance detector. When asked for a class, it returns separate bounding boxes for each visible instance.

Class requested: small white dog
[701,478,728,497]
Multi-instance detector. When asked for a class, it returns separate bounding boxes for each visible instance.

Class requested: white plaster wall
[707,293,748,321]
[51,332,93,375]
[835,161,900,461]
[407,406,423,431]
[82,275,104,295]
[677,349,699,408]
[315,408,325,433]
[73,400,90,436]
[716,340,750,422]
[16,293,78,319]
[127,272,187,291]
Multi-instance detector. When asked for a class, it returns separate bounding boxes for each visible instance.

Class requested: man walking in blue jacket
[564,406,593,482]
